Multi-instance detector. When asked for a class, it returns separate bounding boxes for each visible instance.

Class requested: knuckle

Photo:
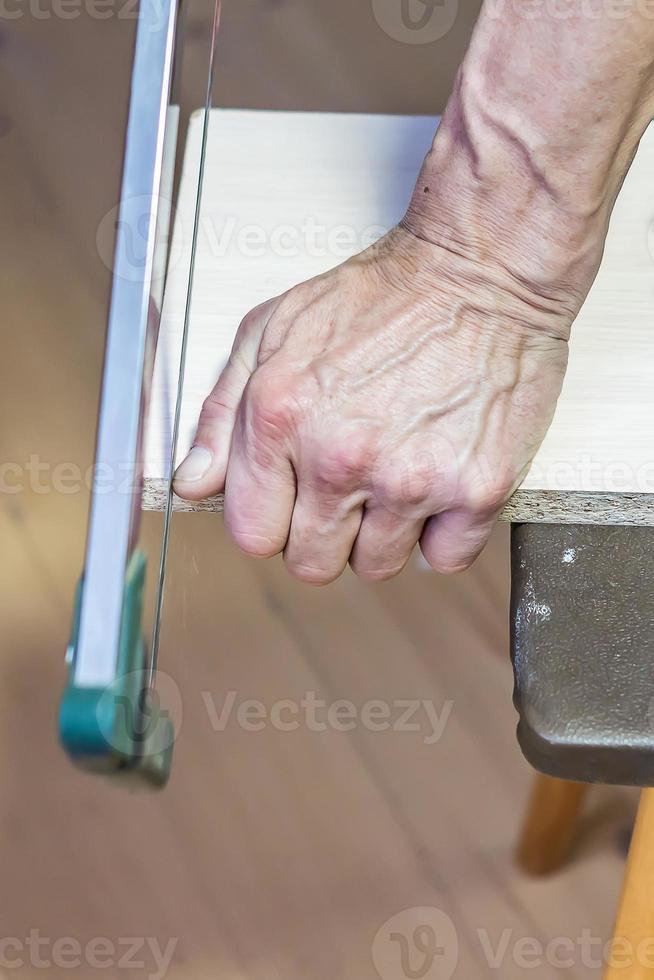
[352,562,405,583]
[225,505,285,559]
[377,463,432,510]
[200,381,236,422]
[246,372,301,441]
[374,452,459,514]
[463,480,511,518]
[239,308,260,333]
[228,525,283,559]
[314,434,374,491]
[425,552,474,576]
[238,299,273,336]
[284,556,339,586]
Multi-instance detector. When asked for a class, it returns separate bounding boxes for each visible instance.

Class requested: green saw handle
[59,552,174,789]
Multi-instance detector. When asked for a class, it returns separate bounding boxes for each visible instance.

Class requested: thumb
[174,297,280,499]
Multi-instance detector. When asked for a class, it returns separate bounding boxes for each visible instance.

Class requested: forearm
[404,0,654,316]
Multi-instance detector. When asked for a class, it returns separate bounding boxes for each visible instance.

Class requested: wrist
[404,0,654,310]
[402,103,602,325]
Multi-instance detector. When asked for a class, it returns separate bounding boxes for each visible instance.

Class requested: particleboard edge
[502,490,654,526]
[142,480,224,513]
[142,480,654,526]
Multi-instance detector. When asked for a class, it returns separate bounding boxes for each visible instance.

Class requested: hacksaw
[59,0,221,788]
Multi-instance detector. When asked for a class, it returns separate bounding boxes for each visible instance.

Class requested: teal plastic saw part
[59,551,174,789]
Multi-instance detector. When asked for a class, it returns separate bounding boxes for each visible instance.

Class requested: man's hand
[174,0,654,584]
[174,225,571,583]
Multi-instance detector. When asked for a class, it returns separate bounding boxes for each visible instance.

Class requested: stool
[511,523,654,977]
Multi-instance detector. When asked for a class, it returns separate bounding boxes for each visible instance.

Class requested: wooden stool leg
[516,774,589,875]
[604,789,654,979]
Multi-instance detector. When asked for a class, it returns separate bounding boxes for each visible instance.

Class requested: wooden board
[144,109,654,524]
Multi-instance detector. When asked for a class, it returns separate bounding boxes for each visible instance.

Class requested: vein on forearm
[405,0,654,302]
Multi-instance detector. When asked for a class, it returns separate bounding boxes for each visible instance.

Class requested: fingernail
[174,446,213,483]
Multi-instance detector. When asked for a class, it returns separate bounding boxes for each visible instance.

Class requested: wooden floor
[0,2,637,977]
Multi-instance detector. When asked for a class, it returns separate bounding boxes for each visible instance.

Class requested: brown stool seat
[511,523,654,787]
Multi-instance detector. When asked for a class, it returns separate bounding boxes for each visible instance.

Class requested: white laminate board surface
[144,109,654,524]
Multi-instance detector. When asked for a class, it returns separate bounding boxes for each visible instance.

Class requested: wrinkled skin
[174,225,573,584]
[174,0,654,584]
